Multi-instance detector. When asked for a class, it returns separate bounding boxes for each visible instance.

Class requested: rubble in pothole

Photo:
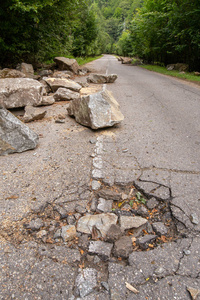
[1,183,178,261]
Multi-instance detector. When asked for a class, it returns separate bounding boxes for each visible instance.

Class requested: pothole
[0,183,179,261]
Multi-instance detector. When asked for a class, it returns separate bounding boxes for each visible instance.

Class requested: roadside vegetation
[141,65,200,83]
[1,0,199,72]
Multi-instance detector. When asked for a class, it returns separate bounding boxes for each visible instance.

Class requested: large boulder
[53,88,80,101]
[67,90,124,130]
[0,78,44,109]
[121,57,133,64]
[0,68,26,79]
[43,77,82,92]
[0,107,39,155]
[87,74,117,84]
[167,63,189,72]
[54,57,79,74]
[16,63,34,78]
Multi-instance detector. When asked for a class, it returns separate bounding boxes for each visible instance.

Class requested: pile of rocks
[0,57,121,155]
[21,184,175,261]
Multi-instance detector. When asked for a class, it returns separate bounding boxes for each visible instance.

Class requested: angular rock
[88,241,113,261]
[120,216,148,234]
[137,234,157,250]
[105,224,122,242]
[17,62,34,78]
[0,78,44,109]
[77,213,118,238]
[43,77,81,92]
[75,204,87,214]
[87,74,117,84]
[121,57,133,64]
[190,213,199,225]
[98,188,121,201]
[114,236,133,258]
[75,268,97,298]
[91,180,101,191]
[53,87,80,101]
[40,95,55,106]
[23,105,46,123]
[0,68,26,78]
[0,107,39,155]
[187,286,200,300]
[54,57,79,74]
[67,90,124,130]
[136,205,149,217]
[152,222,168,236]
[60,225,76,242]
[97,198,113,213]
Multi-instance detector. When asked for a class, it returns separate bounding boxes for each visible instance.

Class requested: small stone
[36,230,47,239]
[88,241,113,261]
[152,222,168,236]
[60,225,76,242]
[120,216,148,233]
[122,148,128,153]
[75,204,87,214]
[90,198,98,212]
[137,234,157,250]
[94,255,101,264]
[154,266,165,276]
[74,213,81,220]
[183,249,191,256]
[147,197,159,209]
[25,218,44,231]
[105,224,122,242]
[89,139,97,144]
[91,180,101,191]
[114,236,133,258]
[54,205,68,219]
[146,223,153,234]
[137,206,149,217]
[67,215,76,225]
[121,193,128,200]
[187,286,200,300]
[78,234,89,250]
[190,213,199,225]
[54,229,61,239]
[55,119,65,123]
[97,198,113,213]
[122,203,131,210]
[98,189,121,201]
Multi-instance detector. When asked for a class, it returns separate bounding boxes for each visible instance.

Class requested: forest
[0,0,200,70]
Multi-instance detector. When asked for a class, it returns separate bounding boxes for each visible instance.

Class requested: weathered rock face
[87,74,117,84]
[40,96,55,106]
[0,107,39,155]
[54,57,79,74]
[0,68,26,78]
[17,63,34,78]
[43,77,82,93]
[0,78,44,109]
[53,88,80,101]
[23,105,47,123]
[67,90,124,130]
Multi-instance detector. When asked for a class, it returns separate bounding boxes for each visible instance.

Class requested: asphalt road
[89,54,200,172]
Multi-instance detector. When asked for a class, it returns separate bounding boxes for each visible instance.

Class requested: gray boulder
[121,57,133,64]
[40,95,55,106]
[53,88,80,101]
[0,68,26,78]
[17,62,34,78]
[87,74,117,84]
[43,77,82,92]
[54,57,79,74]
[0,107,39,155]
[0,78,44,109]
[67,90,124,130]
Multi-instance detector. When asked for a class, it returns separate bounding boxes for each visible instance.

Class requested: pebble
[120,215,148,231]
[190,213,199,225]
[88,241,113,261]
[101,282,110,291]
[97,198,113,213]
[25,218,44,231]
[187,287,200,300]
[55,119,65,123]
[183,249,191,256]
[147,197,159,209]
[91,180,101,191]
[137,205,149,217]
[89,139,97,144]
[105,224,122,242]
[154,266,165,275]
[60,225,76,242]
[137,234,157,250]
[90,198,98,212]
[114,236,133,258]
[75,204,87,214]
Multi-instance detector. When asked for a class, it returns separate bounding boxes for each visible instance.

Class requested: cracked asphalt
[0,55,200,299]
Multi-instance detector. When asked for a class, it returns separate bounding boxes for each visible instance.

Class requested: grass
[76,55,103,66]
[140,65,200,83]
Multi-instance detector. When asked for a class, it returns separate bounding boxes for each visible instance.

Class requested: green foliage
[136,192,147,205]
